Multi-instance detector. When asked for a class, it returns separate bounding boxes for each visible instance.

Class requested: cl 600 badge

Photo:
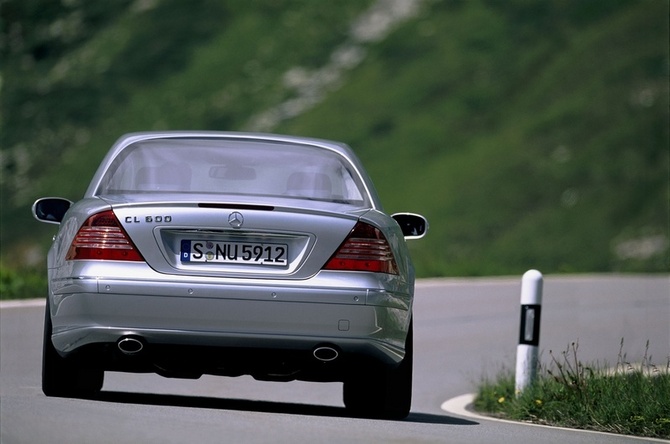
[125,215,172,223]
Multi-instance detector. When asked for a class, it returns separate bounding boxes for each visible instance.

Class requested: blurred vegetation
[1,0,668,298]
[0,266,44,300]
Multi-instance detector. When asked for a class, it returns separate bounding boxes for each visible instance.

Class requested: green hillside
[1,0,668,284]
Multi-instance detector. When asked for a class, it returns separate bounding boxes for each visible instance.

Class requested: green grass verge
[474,341,670,439]
[0,265,45,300]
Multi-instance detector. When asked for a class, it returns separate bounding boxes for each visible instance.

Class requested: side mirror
[32,197,73,224]
[392,213,428,240]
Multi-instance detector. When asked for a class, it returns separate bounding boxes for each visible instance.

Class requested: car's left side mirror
[392,213,428,240]
[32,197,73,224]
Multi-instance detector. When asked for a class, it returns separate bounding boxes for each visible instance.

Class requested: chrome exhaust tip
[117,337,144,355]
[313,345,339,362]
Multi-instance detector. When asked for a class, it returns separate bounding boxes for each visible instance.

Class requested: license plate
[181,240,288,266]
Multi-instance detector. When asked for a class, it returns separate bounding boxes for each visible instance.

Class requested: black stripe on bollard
[518,304,542,346]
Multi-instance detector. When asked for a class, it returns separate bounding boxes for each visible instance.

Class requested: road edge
[441,394,670,443]
[0,298,45,309]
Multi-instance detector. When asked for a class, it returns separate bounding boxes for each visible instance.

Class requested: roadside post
[515,269,543,395]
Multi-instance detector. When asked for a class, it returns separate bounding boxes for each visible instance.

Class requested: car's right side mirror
[391,213,428,240]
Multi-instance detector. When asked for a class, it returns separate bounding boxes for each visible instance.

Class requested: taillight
[66,210,144,261]
[324,222,399,274]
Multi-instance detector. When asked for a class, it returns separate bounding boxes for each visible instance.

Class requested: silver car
[32,131,427,419]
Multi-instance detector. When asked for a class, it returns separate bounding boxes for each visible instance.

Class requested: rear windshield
[96,138,369,206]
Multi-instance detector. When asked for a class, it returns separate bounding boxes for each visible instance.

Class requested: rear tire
[343,320,413,419]
[42,303,104,398]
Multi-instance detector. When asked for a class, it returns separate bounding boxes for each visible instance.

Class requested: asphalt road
[1,275,668,444]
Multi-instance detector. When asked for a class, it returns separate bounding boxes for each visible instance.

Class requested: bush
[0,265,46,300]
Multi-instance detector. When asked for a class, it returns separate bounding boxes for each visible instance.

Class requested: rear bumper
[48,273,412,375]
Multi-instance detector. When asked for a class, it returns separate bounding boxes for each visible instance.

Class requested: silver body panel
[48,262,411,365]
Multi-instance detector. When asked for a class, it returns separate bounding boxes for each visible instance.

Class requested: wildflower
[535,399,543,406]
[498,397,505,404]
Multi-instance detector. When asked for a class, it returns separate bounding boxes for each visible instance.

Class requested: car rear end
[46,133,415,385]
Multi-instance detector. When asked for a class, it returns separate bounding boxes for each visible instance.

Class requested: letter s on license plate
[181,240,288,266]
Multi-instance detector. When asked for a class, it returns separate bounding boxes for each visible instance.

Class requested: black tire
[42,303,104,398]
[343,320,413,419]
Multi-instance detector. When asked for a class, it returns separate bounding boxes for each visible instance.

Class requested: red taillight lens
[324,222,399,274]
[66,210,144,261]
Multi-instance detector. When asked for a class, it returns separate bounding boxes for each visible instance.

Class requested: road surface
[2,275,668,443]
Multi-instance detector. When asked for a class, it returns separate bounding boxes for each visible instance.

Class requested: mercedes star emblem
[228,211,244,228]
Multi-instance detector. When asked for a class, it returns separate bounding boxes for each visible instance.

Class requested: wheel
[343,320,413,419]
[42,303,104,398]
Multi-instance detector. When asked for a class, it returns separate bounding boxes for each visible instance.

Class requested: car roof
[114,131,353,153]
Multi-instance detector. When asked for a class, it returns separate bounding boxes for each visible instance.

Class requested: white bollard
[515,269,543,395]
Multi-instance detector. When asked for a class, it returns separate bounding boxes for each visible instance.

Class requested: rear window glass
[96,138,368,206]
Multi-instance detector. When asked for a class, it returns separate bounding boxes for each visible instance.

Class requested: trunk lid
[109,198,363,279]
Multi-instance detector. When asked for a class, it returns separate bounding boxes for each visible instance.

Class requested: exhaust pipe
[313,345,339,362]
[117,336,144,355]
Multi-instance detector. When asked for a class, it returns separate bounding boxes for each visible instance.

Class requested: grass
[0,264,44,300]
[474,340,670,439]
[1,0,668,279]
